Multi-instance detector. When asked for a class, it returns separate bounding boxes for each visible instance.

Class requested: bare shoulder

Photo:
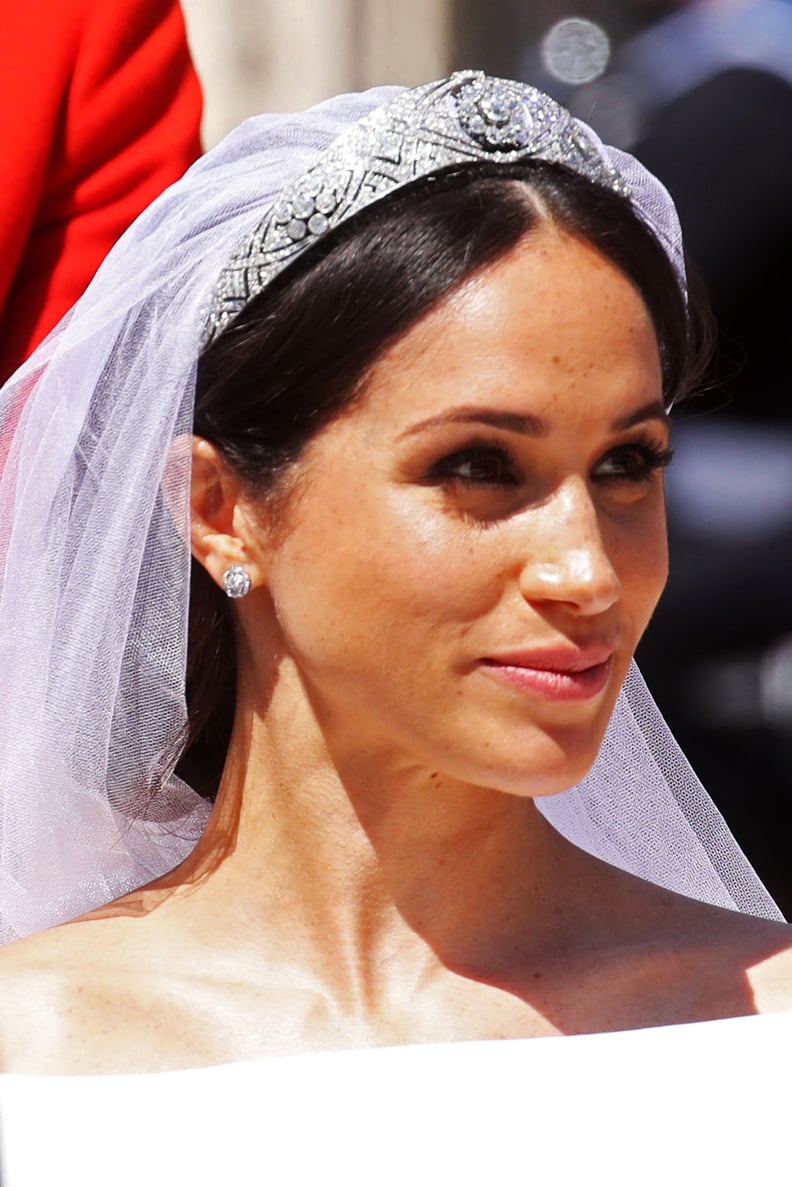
[676,899,792,1014]
[0,924,89,1072]
[0,914,172,1074]
[743,924,792,1013]
[596,868,792,1021]
[0,907,293,1075]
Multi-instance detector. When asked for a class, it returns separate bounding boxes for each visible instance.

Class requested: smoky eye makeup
[592,439,674,484]
[422,442,521,488]
[422,434,672,490]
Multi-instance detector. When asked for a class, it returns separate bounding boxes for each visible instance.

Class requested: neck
[173,662,603,997]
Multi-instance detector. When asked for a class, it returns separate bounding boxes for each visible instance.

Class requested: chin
[455,728,606,801]
[473,672,622,784]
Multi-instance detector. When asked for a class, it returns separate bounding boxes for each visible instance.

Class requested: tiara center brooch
[454,76,545,153]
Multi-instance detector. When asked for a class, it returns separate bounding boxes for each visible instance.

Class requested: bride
[0,72,789,1076]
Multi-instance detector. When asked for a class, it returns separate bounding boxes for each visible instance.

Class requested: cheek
[377,493,496,611]
[613,506,669,628]
[269,486,484,659]
[268,485,500,669]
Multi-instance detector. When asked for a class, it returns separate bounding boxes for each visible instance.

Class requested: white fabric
[2,1013,790,1184]
[0,76,781,943]
[537,663,780,914]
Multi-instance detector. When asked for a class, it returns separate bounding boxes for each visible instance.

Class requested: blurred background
[180,0,792,915]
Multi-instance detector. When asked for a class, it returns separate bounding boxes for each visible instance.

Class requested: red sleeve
[0,0,202,382]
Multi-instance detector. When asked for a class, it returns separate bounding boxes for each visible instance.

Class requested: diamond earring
[222,565,252,599]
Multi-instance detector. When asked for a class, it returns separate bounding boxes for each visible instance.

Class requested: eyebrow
[399,400,669,439]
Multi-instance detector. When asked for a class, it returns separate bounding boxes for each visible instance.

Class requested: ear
[190,437,266,592]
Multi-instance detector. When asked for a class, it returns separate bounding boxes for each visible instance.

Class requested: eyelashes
[424,439,674,491]
[426,445,521,487]
[592,441,674,484]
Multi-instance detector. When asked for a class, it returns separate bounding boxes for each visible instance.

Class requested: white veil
[0,74,781,944]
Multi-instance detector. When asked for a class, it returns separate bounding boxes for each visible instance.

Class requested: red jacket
[0,0,202,382]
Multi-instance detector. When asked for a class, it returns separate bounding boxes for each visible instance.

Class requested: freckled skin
[0,227,791,1076]
[248,227,668,796]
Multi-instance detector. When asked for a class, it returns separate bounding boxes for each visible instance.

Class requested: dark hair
[178,160,712,798]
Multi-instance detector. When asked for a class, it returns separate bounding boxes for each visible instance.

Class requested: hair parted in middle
[181,160,712,799]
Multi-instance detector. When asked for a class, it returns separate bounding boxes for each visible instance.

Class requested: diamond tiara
[203,71,628,346]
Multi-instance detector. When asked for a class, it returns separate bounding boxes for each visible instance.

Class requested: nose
[517,482,621,616]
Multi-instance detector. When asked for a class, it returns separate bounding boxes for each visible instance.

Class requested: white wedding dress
[1,1012,789,1185]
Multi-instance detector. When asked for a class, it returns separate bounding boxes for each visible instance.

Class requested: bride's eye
[594,440,674,484]
[426,445,520,488]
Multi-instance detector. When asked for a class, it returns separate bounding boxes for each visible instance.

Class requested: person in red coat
[0,0,202,383]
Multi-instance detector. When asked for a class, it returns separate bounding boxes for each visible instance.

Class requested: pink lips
[480,644,614,702]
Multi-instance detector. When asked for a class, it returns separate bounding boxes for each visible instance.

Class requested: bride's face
[254,226,669,796]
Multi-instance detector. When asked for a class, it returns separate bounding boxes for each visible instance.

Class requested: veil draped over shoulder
[0,74,781,943]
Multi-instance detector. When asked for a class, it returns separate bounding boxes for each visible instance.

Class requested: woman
[0,72,790,1078]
